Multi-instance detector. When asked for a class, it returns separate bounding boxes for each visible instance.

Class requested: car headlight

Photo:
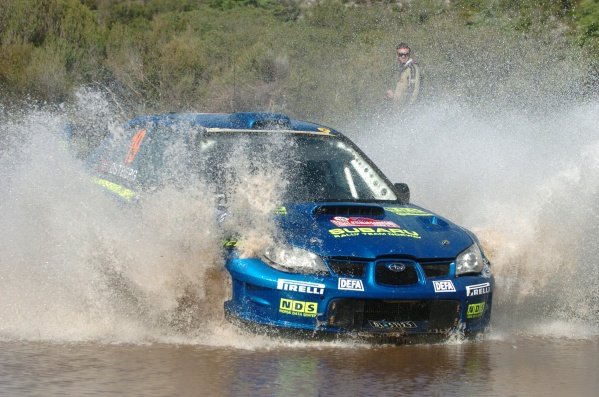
[263,244,328,275]
[455,244,484,276]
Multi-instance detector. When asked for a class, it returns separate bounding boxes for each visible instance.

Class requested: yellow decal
[467,302,486,319]
[223,239,239,248]
[328,227,420,239]
[275,207,287,215]
[93,178,137,201]
[317,127,331,134]
[385,207,433,216]
[279,298,318,317]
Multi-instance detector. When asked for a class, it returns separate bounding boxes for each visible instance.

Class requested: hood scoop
[313,205,384,216]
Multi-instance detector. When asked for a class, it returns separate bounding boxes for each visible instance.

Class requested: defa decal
[330,216,399,228]
[466,282,491,297]
[279,299,318,317]
[328,227,420,239]
[467,302,486,319]
[338,278,364,291]
[433,280,456,293]
[317,127,331,134]
[277,279,324,295]
[125,129,146,165]
[385,207,433,216]
[275,207,287,215]
[369,320,417,329]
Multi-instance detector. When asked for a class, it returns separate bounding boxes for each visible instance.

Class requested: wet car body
[85,112,494,339]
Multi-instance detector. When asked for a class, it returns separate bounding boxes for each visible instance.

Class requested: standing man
[386,43,421,110]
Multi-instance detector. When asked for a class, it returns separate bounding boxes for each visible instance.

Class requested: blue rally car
[85,112,493,340]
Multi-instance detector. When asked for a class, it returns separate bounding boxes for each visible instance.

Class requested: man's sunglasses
[397,52,410,57]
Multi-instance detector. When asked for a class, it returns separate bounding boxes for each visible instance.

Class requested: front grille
[328,299,460,331]
[328,260,366,277]
[375,262,418,286]
[421,261,452,278]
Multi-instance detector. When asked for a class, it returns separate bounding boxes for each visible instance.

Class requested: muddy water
[1,96,599,396]
[1,335,598,396]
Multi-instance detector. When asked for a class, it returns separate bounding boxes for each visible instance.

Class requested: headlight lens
[455,244,484,276]
[263,244,328,275]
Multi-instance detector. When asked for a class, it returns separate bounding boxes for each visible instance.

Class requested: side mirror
[394,182,410,204]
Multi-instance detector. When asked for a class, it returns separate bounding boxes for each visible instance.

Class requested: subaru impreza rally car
[85,112,493,339]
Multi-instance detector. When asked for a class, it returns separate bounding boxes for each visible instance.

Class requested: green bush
[0,0,596,118]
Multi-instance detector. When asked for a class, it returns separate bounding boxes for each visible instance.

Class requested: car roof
[126,112,341,136]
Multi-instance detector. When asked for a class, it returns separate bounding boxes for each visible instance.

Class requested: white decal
[433,280,456,293]
[277,279,325,295]
[338,278,365,291]
[466,282,491,297]
[369,320,417,329]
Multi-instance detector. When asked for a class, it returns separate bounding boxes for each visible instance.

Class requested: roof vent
[229,112,291,129]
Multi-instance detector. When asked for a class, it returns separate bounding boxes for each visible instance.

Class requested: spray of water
[350,99,599,339]
[1,84,598,346]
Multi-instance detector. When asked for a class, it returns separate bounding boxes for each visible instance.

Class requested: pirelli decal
[466,282,491,297]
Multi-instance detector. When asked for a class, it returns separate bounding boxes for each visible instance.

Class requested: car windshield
[194,131,398,203]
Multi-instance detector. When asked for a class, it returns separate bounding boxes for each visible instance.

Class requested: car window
[89,126,398,203]
[195,132,398,203]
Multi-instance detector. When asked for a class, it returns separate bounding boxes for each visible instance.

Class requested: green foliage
[575,0,599,40]
[0,0,597,118]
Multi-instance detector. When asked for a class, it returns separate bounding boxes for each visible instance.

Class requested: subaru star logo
[387,263,406,272]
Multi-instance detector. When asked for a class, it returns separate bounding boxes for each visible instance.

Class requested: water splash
[2,87,598,345]
[350,99,599,339]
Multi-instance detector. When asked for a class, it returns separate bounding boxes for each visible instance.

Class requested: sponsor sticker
[279,298,318,317]
[328,227,420,239]
[384,207,433,216]
[277,279,325,295]
[338,278,364,291]
[467,302,486,319]
[369,320,417,329]
[466,282,491,297]
[330,216,400,228]
[433,280,456,293]
[99,159,138,182]
[125,129,146,165]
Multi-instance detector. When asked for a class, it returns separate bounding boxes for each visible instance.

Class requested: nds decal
[279,299,318,317]
[384,207,433,216]
[433,280,456,293]
[338,278,364,291]
[277,279,324,295]
[369,320,417,329]
[328,227,420,239]
[330,216,399,228]
[466,282,491,297]
[467,302,486,319]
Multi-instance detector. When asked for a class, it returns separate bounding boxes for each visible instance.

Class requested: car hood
[276,203,475,259]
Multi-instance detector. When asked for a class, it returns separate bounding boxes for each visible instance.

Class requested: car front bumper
[224,258,493,336]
